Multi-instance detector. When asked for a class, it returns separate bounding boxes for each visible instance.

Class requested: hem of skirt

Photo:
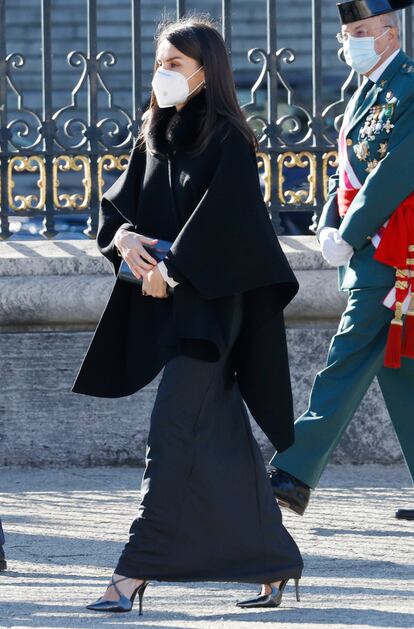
[114,561,303,585]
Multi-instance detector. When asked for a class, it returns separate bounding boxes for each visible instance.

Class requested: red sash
[374,192,414,367]
[337,188,359,217]
[336,188,414,368]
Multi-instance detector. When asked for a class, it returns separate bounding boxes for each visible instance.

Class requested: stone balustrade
[0,237,402,467]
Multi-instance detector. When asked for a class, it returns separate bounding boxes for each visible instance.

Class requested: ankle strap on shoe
[110,575,130,598]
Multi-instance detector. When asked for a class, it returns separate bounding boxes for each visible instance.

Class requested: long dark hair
[139,16,257,154]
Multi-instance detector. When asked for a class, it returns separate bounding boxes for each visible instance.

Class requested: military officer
[269,0,414,521]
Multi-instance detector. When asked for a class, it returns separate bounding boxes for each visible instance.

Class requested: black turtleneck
[147,89,207,156]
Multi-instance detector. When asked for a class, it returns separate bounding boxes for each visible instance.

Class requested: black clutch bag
[117,237,174,291]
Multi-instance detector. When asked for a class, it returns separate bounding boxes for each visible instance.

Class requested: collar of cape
[146,88,208,156]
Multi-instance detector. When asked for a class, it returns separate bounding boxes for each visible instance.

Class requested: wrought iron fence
[0,0,413,238]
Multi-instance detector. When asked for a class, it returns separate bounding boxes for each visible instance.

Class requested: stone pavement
[0,464,413,629]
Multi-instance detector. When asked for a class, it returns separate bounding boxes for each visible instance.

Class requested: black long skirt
[116,295,303,584]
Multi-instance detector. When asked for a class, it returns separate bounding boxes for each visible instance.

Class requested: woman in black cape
[73,16,303,614]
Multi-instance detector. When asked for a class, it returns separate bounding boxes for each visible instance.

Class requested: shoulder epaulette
[401,62,414,76]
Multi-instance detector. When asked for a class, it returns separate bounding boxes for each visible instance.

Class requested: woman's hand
[142,265,169,298]
[115,230,158,280]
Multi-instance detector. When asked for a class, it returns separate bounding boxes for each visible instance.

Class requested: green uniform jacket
[318,50,414,290]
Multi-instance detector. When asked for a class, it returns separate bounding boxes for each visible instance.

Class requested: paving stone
[0,464,413,628]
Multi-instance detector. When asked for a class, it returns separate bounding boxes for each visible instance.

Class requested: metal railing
[0,0,413,238]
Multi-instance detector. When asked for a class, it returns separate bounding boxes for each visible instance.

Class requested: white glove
[319,227,354,267]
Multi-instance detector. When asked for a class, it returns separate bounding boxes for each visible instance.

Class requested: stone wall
[0,237,404,467]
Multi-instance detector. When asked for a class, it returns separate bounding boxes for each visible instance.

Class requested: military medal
[365,160,379,173]
[383,119,394,134]
[385,90,397,104]
[368,123,377,141]
[371,107,381,138]
[354,140,370,161]
[359,119,372,140]
[378,142,388,158]
[382,104,394,119]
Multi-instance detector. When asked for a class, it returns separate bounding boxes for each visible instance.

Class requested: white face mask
[343,28,390,75]
[152,65,205,108]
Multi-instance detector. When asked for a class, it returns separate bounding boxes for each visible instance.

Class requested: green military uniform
[271,49,414,488]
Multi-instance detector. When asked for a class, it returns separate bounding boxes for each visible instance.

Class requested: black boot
[268,468,311,516]
[395,509,414,521]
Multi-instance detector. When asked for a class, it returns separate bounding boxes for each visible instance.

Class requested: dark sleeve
[316,168,341,238]
[162,256,187,285]
[163,126,298,306]
[96,205,135,275]
[339,92,414,250]
[96,141,147,275]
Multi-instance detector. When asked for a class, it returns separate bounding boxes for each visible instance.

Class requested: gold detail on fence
[277,152,317,205]
[53,155,91,210]
[8,156,46,211]
[322,151,339,200]
[256,152,272,205]
[4,150,340,213]
[98,154,129,201]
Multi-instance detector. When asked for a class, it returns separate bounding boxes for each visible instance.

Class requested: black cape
[72,91,299,452]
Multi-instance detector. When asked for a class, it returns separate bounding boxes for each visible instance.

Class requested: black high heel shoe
[86,575,149,614]
[236,578,300,609]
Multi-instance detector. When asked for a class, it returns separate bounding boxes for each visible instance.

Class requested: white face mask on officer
[152,65,205,108]
[343,28,391,75]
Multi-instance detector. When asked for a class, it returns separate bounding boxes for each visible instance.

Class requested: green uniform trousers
[270,287,414,489]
